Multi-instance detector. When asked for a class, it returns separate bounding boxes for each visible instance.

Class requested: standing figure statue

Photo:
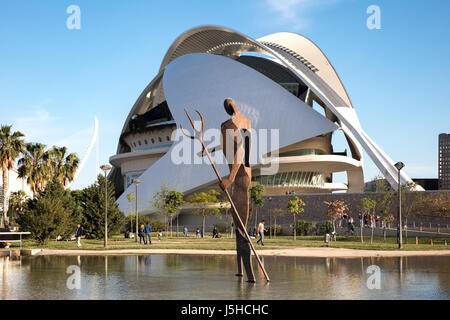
[219,98,255,283]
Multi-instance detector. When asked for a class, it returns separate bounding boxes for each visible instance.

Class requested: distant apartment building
[439,133,450,190]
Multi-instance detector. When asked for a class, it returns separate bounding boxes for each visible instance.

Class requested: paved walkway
[35,247,450,258]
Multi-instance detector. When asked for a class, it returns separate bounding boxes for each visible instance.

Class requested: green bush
[17,197,71,245]
[124,215,166,232]
[76,175,125,239]
[17,180,79,243]
[263,224,282,236]
[214,222,230,233]
[295,219,310,236]
[318,221,333,234]
[272,224,282,236]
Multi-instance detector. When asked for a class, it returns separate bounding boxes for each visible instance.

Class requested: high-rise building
[439,133,450,190]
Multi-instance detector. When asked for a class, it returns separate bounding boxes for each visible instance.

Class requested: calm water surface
[1,254,449,299]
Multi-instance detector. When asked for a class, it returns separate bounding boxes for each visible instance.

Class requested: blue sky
[1,0,449,190]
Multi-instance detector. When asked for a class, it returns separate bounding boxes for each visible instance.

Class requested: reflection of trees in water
[3,255,450,299]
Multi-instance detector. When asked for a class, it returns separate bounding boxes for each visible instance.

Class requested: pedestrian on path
[256,220,266,246]
[75,224,83,248]
[144,222,152,244]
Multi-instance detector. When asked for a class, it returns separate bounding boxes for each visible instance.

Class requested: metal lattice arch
[110,25,422,215]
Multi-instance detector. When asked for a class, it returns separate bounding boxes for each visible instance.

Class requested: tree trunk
[405,216,408,244]
[274,216,277,239]
[293,215,296,241]
[360,213,364,243]
[202,212,205,238]
[333,219,336,242]
[371,224,374,244]
[2,167,8,227]
[255,206,258,231]
[176,214,179,237]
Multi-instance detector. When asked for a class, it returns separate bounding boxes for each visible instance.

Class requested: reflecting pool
[1,254,449,299]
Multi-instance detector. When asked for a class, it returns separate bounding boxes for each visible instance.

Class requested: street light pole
[100,164,112,248]
[133,179,141,243]
[268,197,272,239]
[394,162,405,249]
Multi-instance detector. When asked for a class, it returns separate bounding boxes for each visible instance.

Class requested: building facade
[0,168,33,217]
[439,133,450,190]
[109,26,422,216]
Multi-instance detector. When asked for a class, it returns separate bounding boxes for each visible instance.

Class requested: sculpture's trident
[180,109,270,282]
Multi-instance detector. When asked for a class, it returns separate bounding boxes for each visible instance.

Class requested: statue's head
[224,98,238,116]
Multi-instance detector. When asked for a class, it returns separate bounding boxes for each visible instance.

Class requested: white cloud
[14,107,58,142]
[265,0,341,30]
[11,107,99,187]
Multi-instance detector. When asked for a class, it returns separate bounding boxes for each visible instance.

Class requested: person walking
[144,222,152,245]
[196,228,200,238]
[183,226,188,237]
[256,220,266,246]
[139,224,145,244]
[75,224,83,248]
[212,226,218,238]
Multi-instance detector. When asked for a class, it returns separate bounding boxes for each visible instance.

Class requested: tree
[287,196,305,240]
[218,199,232,238]
[186,190,221,237]
[126,191,136,233]
[165,190,184,237]
[249,183,264,229]
[272,208,284,239]
[415,192,450,218]
[150,184,170,236]
[47,146,79,186]
[0,125,24,227]
[362,197,376,243]
[17,180,79,244]
[18,142,50,198]
[7,190,28,225]
[399,182,423,242]
[78,174,125,239]
[323,200,348,242]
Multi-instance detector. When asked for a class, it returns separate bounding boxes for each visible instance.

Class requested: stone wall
[247,191,450,230]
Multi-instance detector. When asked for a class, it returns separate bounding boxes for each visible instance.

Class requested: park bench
[0,232,31,249]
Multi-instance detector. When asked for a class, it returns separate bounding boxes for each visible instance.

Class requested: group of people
[138,223,152,244]
[358,214,382,228]
[341,214,355,235]
[285,191,296,195]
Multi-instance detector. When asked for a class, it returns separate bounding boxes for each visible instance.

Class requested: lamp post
[133,179,141,243]
[100,164,112,248]
[268,197,272,239]
[394,162,405,249]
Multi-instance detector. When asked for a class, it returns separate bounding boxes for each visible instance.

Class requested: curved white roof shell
[114,25,422,214]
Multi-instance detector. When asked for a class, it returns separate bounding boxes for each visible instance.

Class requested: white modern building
[110,25,423,215]
[0,168,33,217]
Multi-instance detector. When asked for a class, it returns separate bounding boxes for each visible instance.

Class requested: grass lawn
[3,232,449,252]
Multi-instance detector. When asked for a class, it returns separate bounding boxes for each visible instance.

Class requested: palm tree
[8,190,28,223]
[18,143,50,198]
[0,125,25,227]
[47,146,79,186]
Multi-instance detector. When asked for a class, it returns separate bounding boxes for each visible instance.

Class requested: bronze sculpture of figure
[219,98,255,282]
[180,99,270,283]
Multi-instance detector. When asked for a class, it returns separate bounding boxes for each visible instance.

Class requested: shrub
[17,180,79,243]
[77,175,125,239]
[263,224,282,236]
[295,219,310,236]
[17,197,71,245]
[124,215,166,232]
[214,222,230,233]
[317,221,333,235]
